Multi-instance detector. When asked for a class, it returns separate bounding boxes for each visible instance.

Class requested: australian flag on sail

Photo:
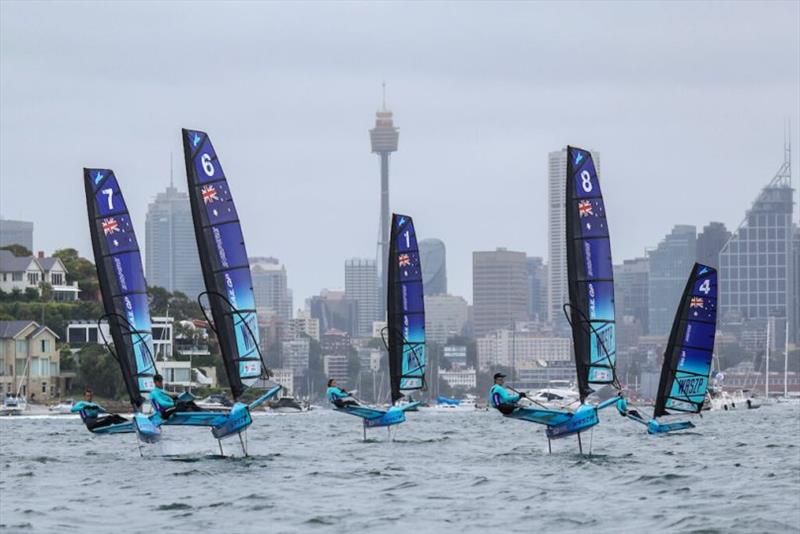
[83,169,156,408]
[182,129,261,400]
[387,213,426,402]
[655,263,718,415]
[565,146,617,402]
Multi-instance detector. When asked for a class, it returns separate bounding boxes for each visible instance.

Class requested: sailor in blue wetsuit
[326,379,359,409]
[71,388,128,431]
[149,374,203,419]
[489,373,527,415]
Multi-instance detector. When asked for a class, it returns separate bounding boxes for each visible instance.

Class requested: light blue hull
[615,398,696,434]
[545,404,600,440]
[503,396,618,441]
[133,413,161,443]
[335,402,421,428]
[90,419,135,435]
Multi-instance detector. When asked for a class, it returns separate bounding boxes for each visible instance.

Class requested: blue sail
[83,169,156,408]
[182,129,261,400]
[565,147,617,402]
[654,263,718,416]
[387,213,426,403]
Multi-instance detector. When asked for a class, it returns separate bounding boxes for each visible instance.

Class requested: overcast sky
[1,1,798,305]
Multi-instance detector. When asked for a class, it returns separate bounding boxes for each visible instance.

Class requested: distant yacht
[48,399,75,414]
[0,394,27,416]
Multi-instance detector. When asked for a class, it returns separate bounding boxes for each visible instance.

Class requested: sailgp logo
[575,152,584,165]
[191,132,202,147]
[93,171,104,184]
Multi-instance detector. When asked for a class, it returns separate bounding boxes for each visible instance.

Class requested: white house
[0,250,80,301]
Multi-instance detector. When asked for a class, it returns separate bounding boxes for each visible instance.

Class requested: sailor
[489,373,526,415]
[149,374,204,418]
[71,388,128,431]
[326,379,359,408]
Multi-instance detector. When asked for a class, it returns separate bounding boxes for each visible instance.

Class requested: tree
[0,244,32,257]
[76,344,126,399]
[53,248,99,300]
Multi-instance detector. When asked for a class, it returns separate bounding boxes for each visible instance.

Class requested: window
[51,273,63,286]
[41,382,47,394]
[68,328,86,344]
[88,328,98,343]
[0,360,5,375]
[40,339,50,353]
[12,272,23,282]
[30,358,40,376]
[27,272,40,285]
[50,361,58,376]
[15,359,25,375]
[16,340,27,354]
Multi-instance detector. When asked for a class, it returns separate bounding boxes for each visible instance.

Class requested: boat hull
[544,404,599,440]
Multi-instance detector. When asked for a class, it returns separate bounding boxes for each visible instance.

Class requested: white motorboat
[0,394,28,416]
[48,399,75,414]
[528,380,580,408]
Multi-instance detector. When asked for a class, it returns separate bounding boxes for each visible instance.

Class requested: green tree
[53,248,99,300]
[77,344,126,399]
[0,244,32,257]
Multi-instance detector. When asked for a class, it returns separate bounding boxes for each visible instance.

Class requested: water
[1,404,798,533]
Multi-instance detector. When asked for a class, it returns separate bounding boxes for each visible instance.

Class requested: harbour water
[1,403,798,533]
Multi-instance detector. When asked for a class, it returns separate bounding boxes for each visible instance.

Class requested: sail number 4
[698,279,711,295]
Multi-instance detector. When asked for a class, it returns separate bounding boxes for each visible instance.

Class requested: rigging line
[562,303,621,392]
[198,290,271,380]
[381,325,427,391]
[96,312,155,410]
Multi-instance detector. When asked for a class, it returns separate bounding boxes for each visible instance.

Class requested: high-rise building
[344,258,380,337]
[476,329,572,371]
[308,290,358,337]
[370,87,399,314]
[547,148,600,330]
[0,219,33,251]
[793,226,800,344]
[472,248,529,337]
[285,309,320,342]
[145,185,203,298]
[424,294,469,344]
[526,257,547,322]
[251,257,293,322]
[282,337,310,377]
[615,257,650,338]
[719,146,793,337]
[419,238,447,296]
[696,222,730,268]
[648,225,697,335]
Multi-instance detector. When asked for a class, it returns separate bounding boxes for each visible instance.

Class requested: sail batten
[83,169,156,409]
[653,263,718,417]
[183,129,261,400]
[387,213,426,403]
[565,146,617,402]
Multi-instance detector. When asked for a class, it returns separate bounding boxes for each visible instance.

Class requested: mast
[182,129,263,401]
[387,213,425,403]
[766,318,770,398]
[785,318,789,398]
[564,146,617,402]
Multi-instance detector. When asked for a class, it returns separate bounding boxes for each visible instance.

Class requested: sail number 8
[580,170,593,193]
[201,153,215,177]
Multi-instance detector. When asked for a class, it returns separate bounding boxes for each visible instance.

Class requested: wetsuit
[149,387,203,419]
[326,386,358,409]
[489,384,521,415]
[71,401,128,431]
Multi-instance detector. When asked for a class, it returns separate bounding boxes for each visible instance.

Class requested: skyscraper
[615,257,650,336]
[369,86,399,313]
[419,238,447,296]
[526,256,547,322]
[648,225,697,335]
[472,248,529,337]
[0,218,33,251]
[424,294,468,344]
[719,144,793,337]
[145,185,203,298]
[250,257,293,322]
[309,290,359,337]
[344,258,380,337]
[696,222,730,267]
[547,148,600,330]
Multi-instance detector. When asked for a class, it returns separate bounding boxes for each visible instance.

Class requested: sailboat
[498,146,619,453]
[83,168,160,441]
[617,263,718,433]
[333,213,424,439]
[166,128,280,451]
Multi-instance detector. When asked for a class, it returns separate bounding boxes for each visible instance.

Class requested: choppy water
[1,403,799,533]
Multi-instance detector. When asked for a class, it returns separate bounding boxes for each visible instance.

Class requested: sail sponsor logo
[123,295,136,326]
[587,282,596,318]
[113,257,128,292]
[212,227,230,268]
[224,272,238,307]
[583,241,594,277]
[682,324,694,345]
[676,377,705,395]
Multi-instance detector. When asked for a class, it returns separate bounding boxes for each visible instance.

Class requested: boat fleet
[12,135,748,455]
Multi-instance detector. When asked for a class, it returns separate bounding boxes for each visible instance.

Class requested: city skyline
[1,2,798,306]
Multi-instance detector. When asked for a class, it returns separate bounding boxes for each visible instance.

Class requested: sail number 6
[201,153,215,177]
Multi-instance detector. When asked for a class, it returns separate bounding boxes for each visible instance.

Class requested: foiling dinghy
[616,263,718,434]
[495,147,621,453]
[334,214,425,440]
